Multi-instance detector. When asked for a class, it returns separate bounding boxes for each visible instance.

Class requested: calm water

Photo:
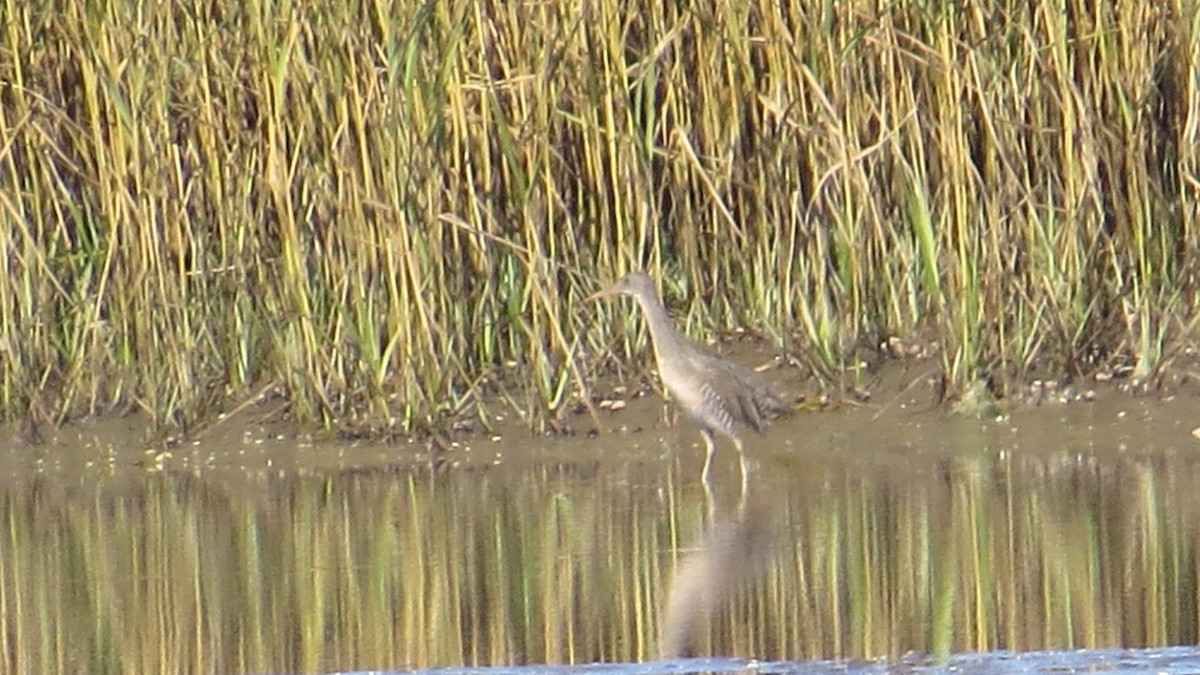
[369,646,1200,674]
[3,397,1200,673]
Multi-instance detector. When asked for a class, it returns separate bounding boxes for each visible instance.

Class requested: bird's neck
[634,292,682,358]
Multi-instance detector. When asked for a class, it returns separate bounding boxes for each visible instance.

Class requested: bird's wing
[687,349,786,435]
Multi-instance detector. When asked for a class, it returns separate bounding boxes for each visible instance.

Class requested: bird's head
[585,272,656,302]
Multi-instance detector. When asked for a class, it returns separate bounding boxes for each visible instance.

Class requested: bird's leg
[703,477,717,523]
[733,436,751,497]
[700,428,718,487]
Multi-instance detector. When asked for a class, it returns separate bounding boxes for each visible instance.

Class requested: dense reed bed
[2,0,1197,433]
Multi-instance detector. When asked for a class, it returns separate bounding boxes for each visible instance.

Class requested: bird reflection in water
[658,489,778,659]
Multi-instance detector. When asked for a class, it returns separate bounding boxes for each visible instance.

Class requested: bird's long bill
[584,286,619,302]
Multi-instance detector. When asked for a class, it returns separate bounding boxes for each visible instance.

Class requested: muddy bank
[2,353,1197,492]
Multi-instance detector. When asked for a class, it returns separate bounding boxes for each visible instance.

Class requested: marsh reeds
[1,0,1197,432]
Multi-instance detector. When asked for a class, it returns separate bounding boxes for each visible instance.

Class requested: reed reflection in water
[2,448,1199,673]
